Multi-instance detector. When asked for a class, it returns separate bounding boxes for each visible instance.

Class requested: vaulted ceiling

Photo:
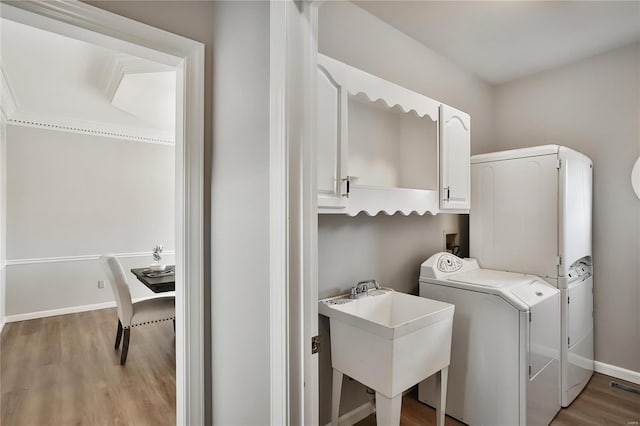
[1,18,176,144]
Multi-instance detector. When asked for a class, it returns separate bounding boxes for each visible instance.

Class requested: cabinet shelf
[334,185,438,217]
[317,54,470,215]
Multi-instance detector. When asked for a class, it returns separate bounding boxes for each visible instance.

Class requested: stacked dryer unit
[470,145,594,407]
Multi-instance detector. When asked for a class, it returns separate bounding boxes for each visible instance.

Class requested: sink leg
[332,369,343,426]
[435,366,449,426]
[375,392,401,426]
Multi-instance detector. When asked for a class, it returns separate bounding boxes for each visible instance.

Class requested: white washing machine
[418,253,561,426]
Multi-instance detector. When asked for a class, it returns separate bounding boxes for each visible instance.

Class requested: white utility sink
[319,289,454,426]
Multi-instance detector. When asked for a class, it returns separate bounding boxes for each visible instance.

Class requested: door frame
[301,4,320,424]
[271,1,321,424]
[0,2,205,424]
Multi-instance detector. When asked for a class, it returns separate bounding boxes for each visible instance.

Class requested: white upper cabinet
[439,104,471,211]
[316,54,470,215]
[317,58,348,209]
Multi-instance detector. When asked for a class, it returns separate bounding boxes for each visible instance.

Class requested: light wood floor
[356,373,640,426]
[1,308,176,426]
[3,311,640,426]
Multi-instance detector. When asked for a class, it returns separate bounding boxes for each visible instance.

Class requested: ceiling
[1,18,176,143]
[355,1,640,84]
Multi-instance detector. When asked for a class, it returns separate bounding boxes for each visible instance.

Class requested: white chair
[100,254,175,365]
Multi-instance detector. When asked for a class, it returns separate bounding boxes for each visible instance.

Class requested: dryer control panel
[567,257,592,283]
[420,252,480,280]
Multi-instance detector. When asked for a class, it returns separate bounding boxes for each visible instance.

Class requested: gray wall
[493,43,640,372]
[210,2,271,425]
[317,2,491,423]
[319,1,495,156]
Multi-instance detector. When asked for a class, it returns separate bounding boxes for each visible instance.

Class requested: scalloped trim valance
[318,54,440,122]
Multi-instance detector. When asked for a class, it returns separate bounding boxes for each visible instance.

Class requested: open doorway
[0,3,204,424]
[1,16,178,423]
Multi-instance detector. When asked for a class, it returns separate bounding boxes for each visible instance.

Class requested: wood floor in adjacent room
[1,308,175,426]
[355,373,640,426]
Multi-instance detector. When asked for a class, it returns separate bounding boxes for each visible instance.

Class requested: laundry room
[315,2,639,426]
[1,2,638,426]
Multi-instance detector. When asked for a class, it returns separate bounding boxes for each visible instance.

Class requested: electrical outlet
[443,229,460,256]
[98,280,105,289]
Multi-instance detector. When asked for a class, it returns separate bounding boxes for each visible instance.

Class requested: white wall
[7,125,175,258]
[317,2,491,423]
[493,43,640,373]
[210,2,271,425]
[5,125,175,316]
[5,253,175,318]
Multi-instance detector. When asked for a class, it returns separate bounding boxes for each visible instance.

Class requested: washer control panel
[437,253,464,273]
[420,252,479,279]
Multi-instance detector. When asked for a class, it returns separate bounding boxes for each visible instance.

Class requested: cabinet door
[440,104,471,211]
[317,60,348,209]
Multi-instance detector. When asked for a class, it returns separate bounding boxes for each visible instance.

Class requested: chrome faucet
[349,279,380,299]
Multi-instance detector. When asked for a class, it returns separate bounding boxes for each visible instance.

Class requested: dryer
[418,252,561,426]
[470,145,594,406]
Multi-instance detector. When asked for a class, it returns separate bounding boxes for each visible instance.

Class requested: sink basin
[319,289,454,399]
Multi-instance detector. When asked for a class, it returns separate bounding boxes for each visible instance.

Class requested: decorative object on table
[143,265,175,278]
[150,244,166,272]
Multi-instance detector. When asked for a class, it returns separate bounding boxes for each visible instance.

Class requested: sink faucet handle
[357,279,380,291]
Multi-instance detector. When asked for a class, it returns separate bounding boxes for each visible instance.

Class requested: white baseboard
[5,301,117,322]
[4,295,167,323]
[324,401,375,426]
[595,361,640,385]
[0,318,5,334]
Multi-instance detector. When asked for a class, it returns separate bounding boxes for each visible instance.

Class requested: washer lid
[448,269,533,288]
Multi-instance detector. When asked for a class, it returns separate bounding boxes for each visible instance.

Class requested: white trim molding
[0,3,205,426]
[6,250,176,266]
[0,66,18,121]
[4,295,169,323]
[594,361,640,385]
[102,52,174,103]
[6,300,117,323]
[274,1,320,424]
[269,2,289,425]
[8,111,175,145]
[301,2,321,425]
